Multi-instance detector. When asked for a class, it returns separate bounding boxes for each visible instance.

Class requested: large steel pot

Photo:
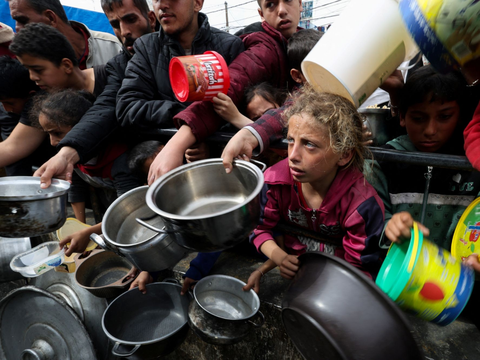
[145,159,265,252]
[282,252,423,360]
[0,177,70,238]
[94,186,188,272]
[102,282,190,359]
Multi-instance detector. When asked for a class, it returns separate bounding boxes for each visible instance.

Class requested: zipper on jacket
[420,166,433,224]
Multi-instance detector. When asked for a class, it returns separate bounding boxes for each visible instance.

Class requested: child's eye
[438,113,453,122]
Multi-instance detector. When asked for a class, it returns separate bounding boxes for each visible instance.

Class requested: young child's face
[0,97,28,114]
[246,94,278,121]
[17,54,69,92]
[39,113,72,146]
[258,0,302,39]
[287,113,346,186]
[400,97,460,153]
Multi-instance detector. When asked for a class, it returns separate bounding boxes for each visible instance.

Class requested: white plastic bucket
[302,0,419,108]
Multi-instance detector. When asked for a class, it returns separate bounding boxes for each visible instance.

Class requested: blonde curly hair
[283,87,369,172]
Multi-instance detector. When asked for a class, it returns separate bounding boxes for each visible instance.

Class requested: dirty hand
[385,212,430,244]
[185,142,210,163]
[221,128,259,173]
[34,147,79,188]
[181,277,196,295]
[129,271,153,294]
[59,228,93,257]
[279,255,300,280]
[464,254,480,274]
[243,269,263,294]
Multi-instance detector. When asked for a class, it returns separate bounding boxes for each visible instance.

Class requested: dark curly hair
[10,23,78,67]
[0,56,38,100]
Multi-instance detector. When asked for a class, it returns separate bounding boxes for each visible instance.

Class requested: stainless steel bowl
[194,274,261,321]
[146,159,264,252]
[0,177,70,238]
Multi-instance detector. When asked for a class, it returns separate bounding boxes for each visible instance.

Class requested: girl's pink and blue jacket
[251,158,386,279]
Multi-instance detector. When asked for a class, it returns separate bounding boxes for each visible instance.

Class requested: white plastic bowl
[10,241,65,277]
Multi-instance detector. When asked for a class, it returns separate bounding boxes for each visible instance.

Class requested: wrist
[59,146,80,164]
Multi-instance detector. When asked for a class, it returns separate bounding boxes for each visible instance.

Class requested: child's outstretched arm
[243,259,277,294]
[385,212,430,244]
[59,223,101,256]
[464,254,480,274]
[213,93,253,129]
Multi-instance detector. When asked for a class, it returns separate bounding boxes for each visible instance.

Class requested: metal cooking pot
[0,236,31,282]
[74,249,134,298]
[145,159,265,252]
[0,177,70,238]
[189,275,265,345]
[102,282,190,359]
[358,108,395,146]
[282,252,423,360]
[94,186,188,272]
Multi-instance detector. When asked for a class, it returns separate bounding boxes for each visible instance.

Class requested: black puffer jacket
[116,13,244,137]
[58,50,131,163]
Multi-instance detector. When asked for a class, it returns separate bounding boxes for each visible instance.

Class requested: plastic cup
[169,51,230,102]
[376,223,475,326]
[302,0,419,108]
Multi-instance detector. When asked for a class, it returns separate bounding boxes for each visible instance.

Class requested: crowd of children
[1,0,480,327]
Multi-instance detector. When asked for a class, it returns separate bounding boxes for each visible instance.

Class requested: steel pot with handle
[92,185,188,272]
[144,159,265,252]
[102,282,191,359]
[74,249,134,298]
[282,252,423,360]
[0,177,70,238]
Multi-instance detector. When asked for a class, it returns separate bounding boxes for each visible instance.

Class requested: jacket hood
[265,158,365,207]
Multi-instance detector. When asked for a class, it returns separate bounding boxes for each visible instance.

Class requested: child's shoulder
[264,158,292,185]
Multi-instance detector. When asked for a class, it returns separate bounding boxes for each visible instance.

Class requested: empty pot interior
[194,276,259,320]
[153,163,259,217]
[76,252,130,288]
[103,283,189,343]
[104,187,165,245]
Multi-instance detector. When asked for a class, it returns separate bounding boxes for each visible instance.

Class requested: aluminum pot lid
[0,176,70,201]
[30,268,110,360]
[0,286,97,360]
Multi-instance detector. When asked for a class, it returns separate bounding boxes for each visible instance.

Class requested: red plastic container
[169,51,230,102]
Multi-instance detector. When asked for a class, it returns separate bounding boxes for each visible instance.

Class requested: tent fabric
[0,2,113,35]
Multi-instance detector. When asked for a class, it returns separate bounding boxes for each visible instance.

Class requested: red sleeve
[174,32,286,141]
[464,101,480,170]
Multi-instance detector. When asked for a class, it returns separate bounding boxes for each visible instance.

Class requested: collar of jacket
[159,12,211,54]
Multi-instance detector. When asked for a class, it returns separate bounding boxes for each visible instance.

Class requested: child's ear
[60,58,74,74]
[337,150,353,167]
[399,114,406,127]
[290,69,305,84]
[258,8,265,21]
